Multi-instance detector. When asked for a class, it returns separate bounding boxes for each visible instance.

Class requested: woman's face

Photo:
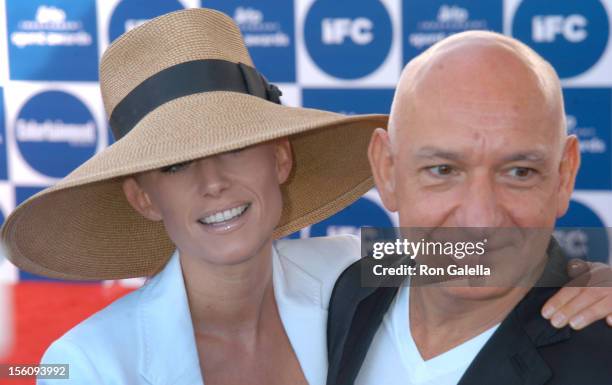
[122,139,292,266]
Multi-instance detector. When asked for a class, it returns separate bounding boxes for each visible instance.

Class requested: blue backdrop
[0,0,610,283]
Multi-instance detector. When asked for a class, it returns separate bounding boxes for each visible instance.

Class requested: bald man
[326,31,612,385]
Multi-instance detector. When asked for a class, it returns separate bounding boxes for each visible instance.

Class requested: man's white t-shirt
[355,285,500,385]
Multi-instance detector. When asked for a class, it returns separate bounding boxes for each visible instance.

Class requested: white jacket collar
[273,242,328,385]
[137,249,203,385]
[137,243,327,385]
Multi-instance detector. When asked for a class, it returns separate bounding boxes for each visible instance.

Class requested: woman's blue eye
[160,160,193,174]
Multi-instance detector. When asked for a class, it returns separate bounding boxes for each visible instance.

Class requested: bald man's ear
[556,135,580,217]
[122,177,163,221]
[368,128,399,212]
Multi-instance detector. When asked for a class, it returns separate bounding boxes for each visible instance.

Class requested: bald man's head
[389,31,566,152]
[368,30,580,230]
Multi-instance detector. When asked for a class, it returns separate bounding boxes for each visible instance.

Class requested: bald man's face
[369,44,580,295]
[370,45,579,231]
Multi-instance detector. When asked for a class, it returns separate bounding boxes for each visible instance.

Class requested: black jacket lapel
[459,240,572,385]
[326,258,398,385]
[458,310,552,385]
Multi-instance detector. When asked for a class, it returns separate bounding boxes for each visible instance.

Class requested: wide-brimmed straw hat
[0,8,387,280]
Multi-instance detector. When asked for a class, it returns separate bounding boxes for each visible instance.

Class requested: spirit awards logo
[403,1,502,61]
[234,6,290,48]
[563,88,611,190]
[6,1,99,80]
[10,5,92,48]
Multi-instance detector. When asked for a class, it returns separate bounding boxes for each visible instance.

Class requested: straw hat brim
[2,91,387,280]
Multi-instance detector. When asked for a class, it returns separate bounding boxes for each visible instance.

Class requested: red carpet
[0,282,133,384]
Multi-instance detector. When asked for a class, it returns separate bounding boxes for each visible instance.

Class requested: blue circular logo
[304,0,392,79]
[310,197,393,237]
[16,91,98,178]
[512,0,609,78]
[109,0,184,42]
[555,200,609,263]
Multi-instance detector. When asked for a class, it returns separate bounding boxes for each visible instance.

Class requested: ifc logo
[512,0,609,78]
[304,0,392,79]
[15,91,98,178]
[109,0,184,42]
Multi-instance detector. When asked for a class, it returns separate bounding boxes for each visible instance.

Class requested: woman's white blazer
[39,235,360,385]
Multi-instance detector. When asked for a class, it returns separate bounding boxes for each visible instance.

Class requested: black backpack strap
[326,259,398,385]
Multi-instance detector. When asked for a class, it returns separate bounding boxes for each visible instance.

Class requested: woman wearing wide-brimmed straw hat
[0,8,386,385]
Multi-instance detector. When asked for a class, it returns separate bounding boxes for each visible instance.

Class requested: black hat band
[109,59,283,140]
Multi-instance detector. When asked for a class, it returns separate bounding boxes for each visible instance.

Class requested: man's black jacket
[326,242,612,385]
